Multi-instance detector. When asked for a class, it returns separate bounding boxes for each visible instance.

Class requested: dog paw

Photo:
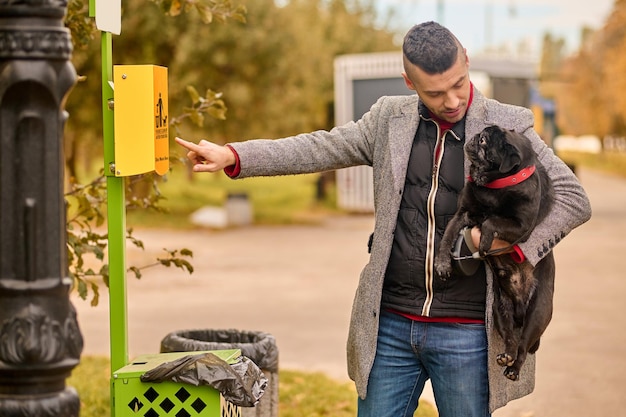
[504,367,520,381]
[434,257,453,280]
[497,353,515,367]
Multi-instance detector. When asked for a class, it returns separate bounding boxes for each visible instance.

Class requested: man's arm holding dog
[479,104,591,265]
[515,127,592,266]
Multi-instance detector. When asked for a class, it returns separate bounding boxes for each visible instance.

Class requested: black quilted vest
[380,104,487,320]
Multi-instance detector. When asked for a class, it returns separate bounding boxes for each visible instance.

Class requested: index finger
[175,137,200,152]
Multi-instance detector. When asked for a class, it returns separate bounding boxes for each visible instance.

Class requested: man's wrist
[223,144,240,177]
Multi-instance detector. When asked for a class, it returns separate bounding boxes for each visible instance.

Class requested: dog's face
[466,126,531,186]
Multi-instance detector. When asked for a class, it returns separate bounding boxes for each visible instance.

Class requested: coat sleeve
[516,110,592,266]
[226,98,397,178]
[470,97,591,266]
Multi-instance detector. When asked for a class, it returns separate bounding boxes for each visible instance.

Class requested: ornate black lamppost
[0,0,82,416]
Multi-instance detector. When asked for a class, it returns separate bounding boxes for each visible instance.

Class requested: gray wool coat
[228,88,592,412]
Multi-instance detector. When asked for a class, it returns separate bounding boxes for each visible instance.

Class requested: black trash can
[161,329,279,417]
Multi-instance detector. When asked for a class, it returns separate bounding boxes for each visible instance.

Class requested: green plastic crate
[112,350,242,417]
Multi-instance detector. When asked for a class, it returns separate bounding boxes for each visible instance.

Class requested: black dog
[434,125,555,381]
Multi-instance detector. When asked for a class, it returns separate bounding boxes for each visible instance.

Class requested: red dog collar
[468,165,536,189]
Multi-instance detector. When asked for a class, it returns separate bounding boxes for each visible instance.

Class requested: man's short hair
[403,21,463,74]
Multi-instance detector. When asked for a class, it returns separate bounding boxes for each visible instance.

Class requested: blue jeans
[357,310,490,417]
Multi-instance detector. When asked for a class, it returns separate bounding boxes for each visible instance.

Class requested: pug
[434,125,555,381]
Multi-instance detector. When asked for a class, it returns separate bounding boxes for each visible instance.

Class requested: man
[176,21,591,417]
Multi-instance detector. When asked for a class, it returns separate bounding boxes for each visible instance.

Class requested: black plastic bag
[140,352,268,407]
[160,329,279,373]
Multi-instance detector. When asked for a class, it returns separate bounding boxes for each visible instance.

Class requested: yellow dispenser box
[113,65,169,176]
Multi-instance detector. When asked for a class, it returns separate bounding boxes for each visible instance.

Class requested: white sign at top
[95,0,122,35]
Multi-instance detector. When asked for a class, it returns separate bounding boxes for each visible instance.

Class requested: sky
[375,0,616,59]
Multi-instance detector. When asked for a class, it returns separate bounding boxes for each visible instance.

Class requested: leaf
[195,3,213,24]
[95,211,105,227]
[232,5,247,23]
[206,105,227,120]
[205,89,222,100]
[126,228,146,250]
[77,279,87,300]
[190,111,205,127]
[186,85,201,104]
[158,257,194,274]
[100,264,110,288]
[169,0,182,16]
[90,282,100,307]
[128,266,142,280]
[177,259,194,274]
[93,245,105,261]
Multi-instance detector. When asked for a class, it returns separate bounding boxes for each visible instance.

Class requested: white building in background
[333,52,538,213]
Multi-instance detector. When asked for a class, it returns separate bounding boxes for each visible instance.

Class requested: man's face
[402,51,471,124]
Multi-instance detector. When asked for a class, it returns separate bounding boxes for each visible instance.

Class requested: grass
[69,356,438,417]
[125,162,340,228]
[70,356,111,417]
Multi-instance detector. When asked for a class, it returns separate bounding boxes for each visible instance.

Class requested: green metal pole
[103,30,128,417]
[101,31,129,382]
[89,0,128,372]
[90,1,128,413]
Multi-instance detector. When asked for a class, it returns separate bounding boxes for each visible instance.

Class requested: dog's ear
[499,140,522,173]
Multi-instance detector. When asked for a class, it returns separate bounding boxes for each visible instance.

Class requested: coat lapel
[387,89,490,188]
[388,111,419,192]
[464,88,489,178]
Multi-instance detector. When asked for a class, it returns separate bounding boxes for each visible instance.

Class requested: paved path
[73,167,626,416]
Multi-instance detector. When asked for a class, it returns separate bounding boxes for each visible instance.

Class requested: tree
[143,0,397,142]
[599,0,626,136]
[65,0,397,157]
[553,0,626,137]
[64,0,246,305]
[62,0,397,304]
[556,39,606,136]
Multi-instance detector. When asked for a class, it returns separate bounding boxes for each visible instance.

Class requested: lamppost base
[0,388,80,417]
